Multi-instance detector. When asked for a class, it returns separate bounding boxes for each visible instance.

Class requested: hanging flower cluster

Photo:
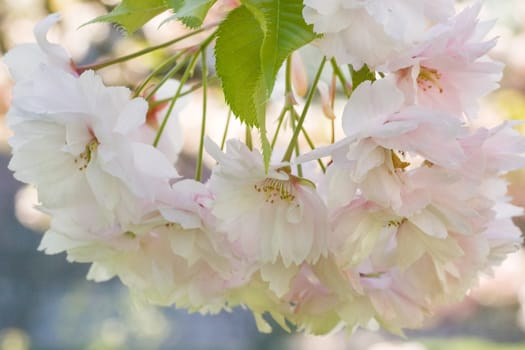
[4,0,525,335]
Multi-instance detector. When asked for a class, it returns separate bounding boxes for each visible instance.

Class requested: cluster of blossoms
[4,1,525,335]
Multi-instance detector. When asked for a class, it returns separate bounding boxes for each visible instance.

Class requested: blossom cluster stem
[220,110,232,150]
[195,49,208,182]
[134,49,190,98]
[153,52,200,147]
[330,58,351,97]
[271,57,295,149]
[290,108,326,172]
[152,31,217,148]
[149,81,205,108]
[271,107,288,149]
[145,53,192,101]
[285,57,303,175]
[291,115,303,176]
[76,22,220,72]
[281,57,326,163]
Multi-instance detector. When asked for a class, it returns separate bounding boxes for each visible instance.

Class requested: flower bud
[291,51,308,97]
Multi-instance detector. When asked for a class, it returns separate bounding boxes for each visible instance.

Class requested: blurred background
[2,0,525,349]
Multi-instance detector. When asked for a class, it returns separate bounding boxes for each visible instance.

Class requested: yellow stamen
[417,66,444,93]
[73,139,99,171]
[254,177,296,204]
[391,150,410,170]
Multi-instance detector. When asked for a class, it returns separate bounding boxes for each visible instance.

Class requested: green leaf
[216,0,317,170]
[164,0,217,29]
[253,77,272,168]
[350,64,376,89]
[251,0,318,94]
[215,6,273,168]
[86,0,168,33]
[215,6,265,127]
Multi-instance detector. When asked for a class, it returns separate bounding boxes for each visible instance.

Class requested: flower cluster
[4,2,525,336]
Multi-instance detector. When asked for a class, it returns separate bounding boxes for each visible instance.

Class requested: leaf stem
[245,126,253,150]
[285,55,293,95]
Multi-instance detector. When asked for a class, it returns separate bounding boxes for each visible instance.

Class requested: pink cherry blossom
[298,79,466,209]
[206,138,331,296]
[303,0,455,69]
[380,4,503,117]
[207,138,330,267]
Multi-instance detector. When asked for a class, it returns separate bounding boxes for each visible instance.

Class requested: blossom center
[74,139,99,171]
[417,66,443,93]
[391,150,410,170]
[254,177,296,204]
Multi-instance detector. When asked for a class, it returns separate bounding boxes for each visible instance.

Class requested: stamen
[387,220,401,227]
[391,150,410,170]
[417,66,444,93]
[386,217,407,228]
[254,177,297,204]
[74,139,99,171]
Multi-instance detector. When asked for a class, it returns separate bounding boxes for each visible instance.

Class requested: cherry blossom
[381,4,503,117]
[298,79,465,209]
[206,138,331,296]
[4,4,525,337]
[303,0,455,69]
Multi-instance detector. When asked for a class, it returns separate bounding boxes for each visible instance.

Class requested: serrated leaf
[215,6,265,127]
[248,0,317,168]
[216,1,316,170]
[164,0,217,29]
[254,77,272,169]
[215,6,272,168]
[86,0,168,33]
[250,0,318,94]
